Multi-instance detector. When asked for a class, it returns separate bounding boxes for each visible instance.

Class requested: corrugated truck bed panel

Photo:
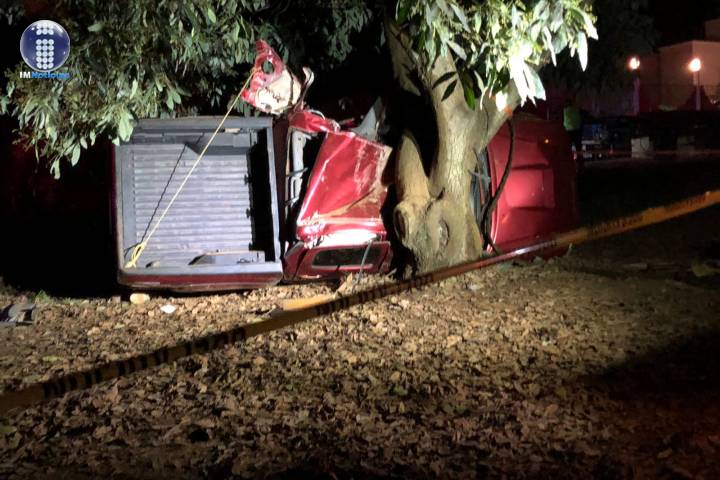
[114,117,282,289]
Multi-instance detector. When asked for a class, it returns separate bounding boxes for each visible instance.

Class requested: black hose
[480,118,515,253]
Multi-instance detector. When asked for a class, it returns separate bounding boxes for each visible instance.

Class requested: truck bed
[113,117,283,291]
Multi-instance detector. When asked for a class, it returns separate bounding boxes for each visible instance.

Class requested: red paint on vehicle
[295,131,391,242]
[288,241,393,280]
[241,40,302,115]
[109,40,579,292]
[288,110,339,134]
[241,40,290,106]
[486,115,579,252]
[118,272,284,292]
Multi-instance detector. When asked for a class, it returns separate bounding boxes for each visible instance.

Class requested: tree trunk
[386,20,519,274]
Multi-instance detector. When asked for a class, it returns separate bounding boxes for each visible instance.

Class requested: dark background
[649,0,720,46]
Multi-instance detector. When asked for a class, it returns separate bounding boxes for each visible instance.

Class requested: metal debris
[0,303,36,327]
[160,304,177,315]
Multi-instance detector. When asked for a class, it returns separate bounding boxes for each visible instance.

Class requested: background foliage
[0,0,371,177]
[541,0,656,95]
[0,0,594,177]
[395,0,595,109]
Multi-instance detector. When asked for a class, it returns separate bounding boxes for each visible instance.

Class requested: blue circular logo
[19,20,71,72]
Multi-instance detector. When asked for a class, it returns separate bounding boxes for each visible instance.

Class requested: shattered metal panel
[241,40,302,115]
[295,131,392,242]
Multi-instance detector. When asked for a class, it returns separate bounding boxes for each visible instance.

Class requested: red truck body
[111,41,578,291]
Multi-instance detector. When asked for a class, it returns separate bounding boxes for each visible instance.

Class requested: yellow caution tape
[2,189,719,415]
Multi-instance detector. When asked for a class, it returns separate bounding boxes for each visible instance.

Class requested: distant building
[706,18,720,41]
[638,19,720,111]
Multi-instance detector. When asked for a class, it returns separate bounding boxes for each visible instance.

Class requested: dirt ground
[0,161,719,479]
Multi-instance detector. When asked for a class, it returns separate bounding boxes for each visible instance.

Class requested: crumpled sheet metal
[0,302,36,327]
[288,110,340,134]
[295,131,392,242]
[241,40,302,115]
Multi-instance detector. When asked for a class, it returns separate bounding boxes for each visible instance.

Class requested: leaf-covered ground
[0,163,719,479]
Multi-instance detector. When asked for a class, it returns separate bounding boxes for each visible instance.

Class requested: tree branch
[475,83,521,153]
[384,16,422,97]
[424,53,477,199]
[395,130,429,201]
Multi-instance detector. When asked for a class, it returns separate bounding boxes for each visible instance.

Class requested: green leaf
[436,0,450,15]
[473,71,486,96]
[130,79,138,98]
[576,31,588,70]
[524,63,546,101]
[70,145,81,166]
[449,3,470,32]
[463,82,476,110]
[118,117,126,139]
[543,26,556,65]
[396,3,409,24]
[50,159,60,179]
[87,22,104,32]
[578,9,598,39]
[44,123,55,141]
[118,114,133,141]
[550,3,564,30]
[447,40,466,61]
[552,29,568,53]
[533,0,548,20]
[207,7,216,23]
[424,3,438,24]
[523,66,536,100]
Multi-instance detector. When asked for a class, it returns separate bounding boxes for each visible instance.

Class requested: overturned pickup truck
[113,41,578,292]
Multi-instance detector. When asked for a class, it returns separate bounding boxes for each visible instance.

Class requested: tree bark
[386,19,519,274]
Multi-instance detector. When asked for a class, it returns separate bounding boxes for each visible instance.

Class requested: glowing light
[688,58,702,73]
[628,57,640,71]
[543,138,550,144]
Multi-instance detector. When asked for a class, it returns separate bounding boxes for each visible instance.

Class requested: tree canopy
[1,0,594,176]
[1,0,597,271]
[541,0,655,95]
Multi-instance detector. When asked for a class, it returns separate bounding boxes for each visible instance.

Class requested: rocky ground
[0,161,719,479]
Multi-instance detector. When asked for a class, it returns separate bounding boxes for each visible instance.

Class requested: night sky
[648,0,720,46]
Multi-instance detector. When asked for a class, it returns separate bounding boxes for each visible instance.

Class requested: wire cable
[124,69,257,268]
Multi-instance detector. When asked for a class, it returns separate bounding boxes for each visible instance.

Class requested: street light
[688,57,702,111]
[628,57,641,71]
[688,57,702,73]
[628,56,641,115]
